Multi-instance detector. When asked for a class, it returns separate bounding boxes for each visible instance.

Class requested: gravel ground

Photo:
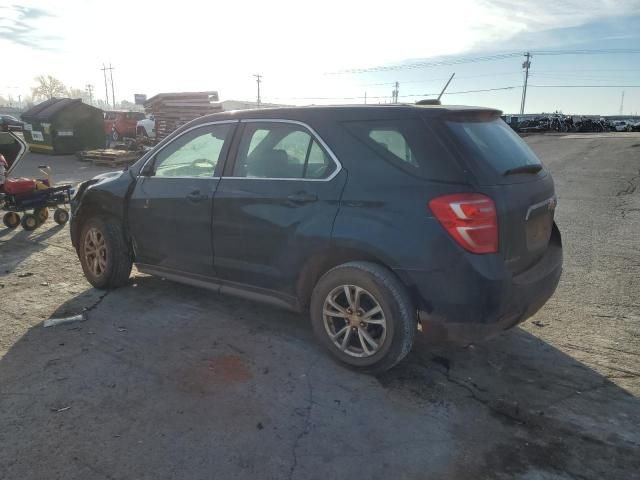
[1,133,639,480]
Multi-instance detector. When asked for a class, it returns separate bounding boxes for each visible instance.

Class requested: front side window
[232,122,334,179]
[153,123,231,178]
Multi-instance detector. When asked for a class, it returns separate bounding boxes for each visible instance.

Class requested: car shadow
[0,276,638,480]
[0,224,66,273]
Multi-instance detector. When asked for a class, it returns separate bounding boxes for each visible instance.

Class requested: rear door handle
[186,190,208,203]
[287,192,318,204]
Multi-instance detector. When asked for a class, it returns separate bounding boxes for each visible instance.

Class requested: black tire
[53,208,69,225]
[78,216,132,289]
[21,213,39,231]
[3,212,20,229]
[137,127,148,138]
[310,261,416,374]
[35,207,49,223]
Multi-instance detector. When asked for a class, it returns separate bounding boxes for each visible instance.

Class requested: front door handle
[287,191,318,204]
[186,190,208,203]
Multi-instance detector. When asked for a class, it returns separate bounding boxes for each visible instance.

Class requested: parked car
[104,111,146,141]
[0,114,25,132]
[70,105,563,372]
[136,115,155,138]
[613,120,631,132]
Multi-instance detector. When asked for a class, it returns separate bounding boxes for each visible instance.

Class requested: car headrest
[254,149,290,178]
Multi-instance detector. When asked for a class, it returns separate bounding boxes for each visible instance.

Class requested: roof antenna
[437,73,455,101]
[416,72,455,106]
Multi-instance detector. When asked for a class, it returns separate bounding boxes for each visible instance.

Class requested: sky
[1,0,639,115]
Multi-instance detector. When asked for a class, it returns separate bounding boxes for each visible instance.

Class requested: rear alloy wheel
[79,217,132,289]
[3,212,20,229]
[323,285,387,358]
[310,261,415,373]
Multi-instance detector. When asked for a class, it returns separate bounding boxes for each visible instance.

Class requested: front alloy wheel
[323,285,387,358]
[83,227,107,277]
[78,217,132,289]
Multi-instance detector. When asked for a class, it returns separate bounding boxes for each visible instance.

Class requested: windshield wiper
[503,164,542,176]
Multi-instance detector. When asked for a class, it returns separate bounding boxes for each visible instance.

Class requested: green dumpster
[21,98,104,154]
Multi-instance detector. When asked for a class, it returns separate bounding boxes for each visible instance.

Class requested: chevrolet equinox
[71,105,562,372]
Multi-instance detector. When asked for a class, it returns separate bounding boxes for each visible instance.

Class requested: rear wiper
[503,164,542,176]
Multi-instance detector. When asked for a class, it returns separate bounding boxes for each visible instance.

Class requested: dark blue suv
[70,105,562,372]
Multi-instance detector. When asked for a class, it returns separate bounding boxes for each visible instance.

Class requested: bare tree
[67,87,88,102]
[31,75,67,100]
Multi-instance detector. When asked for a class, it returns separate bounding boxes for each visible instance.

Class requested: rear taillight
[429,193,498,254]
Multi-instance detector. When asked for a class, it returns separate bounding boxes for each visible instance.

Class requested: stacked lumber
[144,91,222,141]
[77,149,142,167]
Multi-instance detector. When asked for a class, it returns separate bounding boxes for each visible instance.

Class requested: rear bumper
[397,224,563,344]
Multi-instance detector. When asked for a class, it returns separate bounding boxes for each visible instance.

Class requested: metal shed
[21,98,104,154]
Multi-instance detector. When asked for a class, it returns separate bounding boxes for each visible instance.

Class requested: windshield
[446,117,542,174]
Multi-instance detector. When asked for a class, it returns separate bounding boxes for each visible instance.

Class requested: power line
[359,71,523,87]
[330,53,522,74]
[532,49,640,56]
[329,49,640,75]
[262,86,519,102]
[529,84,640,88]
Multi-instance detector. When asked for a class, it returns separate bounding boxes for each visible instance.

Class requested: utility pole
[101,64,109,107]
[619,91,625,115]
[86,84,94,105]
[520,51,531,115]
[109,63,116,109]
[253,74,262,108]
[391,81,399,103]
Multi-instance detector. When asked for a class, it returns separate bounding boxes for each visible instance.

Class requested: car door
[128,121,236,276]
[213,119,346,294]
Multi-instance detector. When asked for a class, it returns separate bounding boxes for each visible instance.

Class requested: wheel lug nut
[360,322,365,327]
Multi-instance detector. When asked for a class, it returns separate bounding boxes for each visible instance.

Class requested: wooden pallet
[77,149,141,166]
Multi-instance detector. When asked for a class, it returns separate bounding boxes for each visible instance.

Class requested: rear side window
[445,118,541,174]
[343,118,460,181]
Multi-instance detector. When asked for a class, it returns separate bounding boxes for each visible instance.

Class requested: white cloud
[1,0,639,104]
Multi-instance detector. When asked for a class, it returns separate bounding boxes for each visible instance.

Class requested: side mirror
[140,158,155,176]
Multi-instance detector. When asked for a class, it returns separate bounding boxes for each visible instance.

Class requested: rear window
[343,118,461,181]
[445,117,541,174]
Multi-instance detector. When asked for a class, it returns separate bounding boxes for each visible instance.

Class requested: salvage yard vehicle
[136,115,155,139]
[70,105,563,372]
[105,111,146,141]
[0,114,25,132]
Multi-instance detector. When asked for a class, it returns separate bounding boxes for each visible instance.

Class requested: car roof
[191,104,502,125]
